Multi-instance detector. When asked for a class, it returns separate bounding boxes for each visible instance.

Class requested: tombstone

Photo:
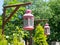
[0,0,4,15]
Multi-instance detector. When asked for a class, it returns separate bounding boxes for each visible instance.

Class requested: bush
[34,24,48,45]
[0,35,8,45]
[13,33,24,45]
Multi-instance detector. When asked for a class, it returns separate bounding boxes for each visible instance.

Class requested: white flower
[6,36,9,38]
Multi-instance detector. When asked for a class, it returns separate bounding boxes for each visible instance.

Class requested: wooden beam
[4,2,31,8]
[34,19,48,26]
[4,6,20,25]
[2,7,6,34]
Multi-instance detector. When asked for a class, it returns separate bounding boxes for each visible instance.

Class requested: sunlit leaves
[34,24,48,45]
[48,0,60,41]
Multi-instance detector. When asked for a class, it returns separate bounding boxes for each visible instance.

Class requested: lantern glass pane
[44,28,47,34]
[47,28,50,34]
[30,18,34,26]
[24,19,28,26]
[44,28,50,35]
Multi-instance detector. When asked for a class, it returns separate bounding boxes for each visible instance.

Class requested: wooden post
[2,7,6,35]
[29,31,32,45]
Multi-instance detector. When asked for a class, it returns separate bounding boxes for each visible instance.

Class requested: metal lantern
[23,9,34,30]
[44,23,50,35]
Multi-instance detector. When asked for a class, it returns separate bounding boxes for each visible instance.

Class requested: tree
[1,0,26,44]
[47,0,60,42]
[34,24,48,45]
[0,0,53,45]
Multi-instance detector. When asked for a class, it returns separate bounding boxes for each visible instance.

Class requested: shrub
[34,24,48,45]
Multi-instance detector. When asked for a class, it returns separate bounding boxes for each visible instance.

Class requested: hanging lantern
[44,23,50,35]
[23,9,34,30]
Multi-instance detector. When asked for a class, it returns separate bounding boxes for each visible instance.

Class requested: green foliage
[4,0,23,5]
[1,0,59,45]
[34,24,48,45]
[13,34,18,45]
[0,35,8,45]
[1,39,8,45]
[29,0,53,19]
[3,0,26,44]
[48,0,60,42]
[0,16,2,29]
[0,39,7,45]
[18,42,24,45]
[13,33,24,45]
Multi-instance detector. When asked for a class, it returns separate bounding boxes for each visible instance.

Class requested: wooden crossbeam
[4,2,31,8]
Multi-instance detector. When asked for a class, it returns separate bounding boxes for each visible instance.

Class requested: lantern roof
[45,23,49,26]
[26,9,32,13]
[23,9,34,17]
[44,23,50,29]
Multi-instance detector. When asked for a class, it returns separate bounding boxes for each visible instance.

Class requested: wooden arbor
[2,2,31,35]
